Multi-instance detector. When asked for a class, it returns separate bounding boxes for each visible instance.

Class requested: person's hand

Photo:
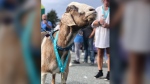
[102,23,109,28]
[43,20,47,24]
[100,18,105,25]
[89,35,92,38]
[93,20,100,27]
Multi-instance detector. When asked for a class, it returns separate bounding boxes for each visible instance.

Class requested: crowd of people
[41,0,110,81]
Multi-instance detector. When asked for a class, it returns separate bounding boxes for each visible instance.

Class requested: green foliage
[47,9,59,28]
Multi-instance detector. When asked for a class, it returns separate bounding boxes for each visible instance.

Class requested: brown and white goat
[41,2,96,84]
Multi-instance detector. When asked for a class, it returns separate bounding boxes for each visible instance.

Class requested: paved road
[45,52,109,84]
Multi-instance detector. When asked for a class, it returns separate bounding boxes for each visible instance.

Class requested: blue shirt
[74,34,83,43]
[41,21,52,32]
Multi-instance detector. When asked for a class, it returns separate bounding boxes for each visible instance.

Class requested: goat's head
[61,2,96,28]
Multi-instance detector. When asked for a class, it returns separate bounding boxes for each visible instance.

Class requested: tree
[47,9,59,28]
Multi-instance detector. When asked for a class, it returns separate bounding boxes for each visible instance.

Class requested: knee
[97,54,103,58]
[106,54,110,58]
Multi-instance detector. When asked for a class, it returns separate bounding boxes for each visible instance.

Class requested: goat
[41,2,96,84]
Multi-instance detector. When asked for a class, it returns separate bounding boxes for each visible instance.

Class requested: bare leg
[51,74,56,84]
[128,53,145,84]
[106,48,110,71]
[94,48,104,78]
[41,72,47,84]
[97,48,104,70]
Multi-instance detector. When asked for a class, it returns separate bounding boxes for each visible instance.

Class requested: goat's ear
[61,13,76,26]
[66,5,78,13]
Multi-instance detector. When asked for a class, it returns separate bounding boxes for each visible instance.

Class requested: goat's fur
[0,1,41,84]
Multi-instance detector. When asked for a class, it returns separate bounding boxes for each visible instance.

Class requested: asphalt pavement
[45,51,110,84]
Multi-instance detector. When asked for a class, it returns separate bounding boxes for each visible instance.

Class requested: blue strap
[50,30,73,51]
[102,5,110,19]
[53,32,70,73]
[20,12,40,84]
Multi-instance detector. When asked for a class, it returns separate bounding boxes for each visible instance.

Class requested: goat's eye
[89,8,94,11]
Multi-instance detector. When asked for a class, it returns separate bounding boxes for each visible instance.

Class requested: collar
[50,30,74,51]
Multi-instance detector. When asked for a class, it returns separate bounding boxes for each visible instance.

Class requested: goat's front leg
[61,52,71,84]
[61,61,70,84]
[61,73,67,84]
[51,74,56,84]
[41,72,47,84]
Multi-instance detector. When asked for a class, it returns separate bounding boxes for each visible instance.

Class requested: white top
[122,1,150,53]
[92,6,110,48]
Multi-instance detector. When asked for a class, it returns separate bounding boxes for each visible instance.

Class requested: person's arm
[110,3,125,28]
[92,20,102,27]
[91,7,104,28]
[46,21,52,29]
[89,28,96,38]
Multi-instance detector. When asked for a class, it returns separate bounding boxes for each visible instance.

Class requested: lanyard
[102,5,110,19]
[53,32,70,73]
[15,11,40,84]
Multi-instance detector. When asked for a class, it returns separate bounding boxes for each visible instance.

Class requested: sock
[99,70,102,72]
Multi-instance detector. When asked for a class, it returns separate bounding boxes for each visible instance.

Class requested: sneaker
[69,62,73,66]
[89,62,94,66]
[104,71,110,80]
[81,53,85,56]
[82,61,88,63]
[94,70,103,78]
[73,60,80,64]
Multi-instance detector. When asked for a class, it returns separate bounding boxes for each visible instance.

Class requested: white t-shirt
[92,5,110,48]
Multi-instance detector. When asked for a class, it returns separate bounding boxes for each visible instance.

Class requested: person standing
[91,0,110,80]
[41,14,52,32]
[73,30,83,64]
[82,25,95,65]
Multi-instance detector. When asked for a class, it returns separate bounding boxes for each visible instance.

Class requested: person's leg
[98,48,104,70]
[81,43,84,53]
[94,48,104,78]
[128,53,146,84]
[83,38,88,63]
[72,43,75,52]
[89,38,95,64]
[104,48,110,80]
[106,48,110,71]
[74,43,80,63]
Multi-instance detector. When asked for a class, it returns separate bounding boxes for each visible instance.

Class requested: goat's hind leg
[41,72,47,84]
